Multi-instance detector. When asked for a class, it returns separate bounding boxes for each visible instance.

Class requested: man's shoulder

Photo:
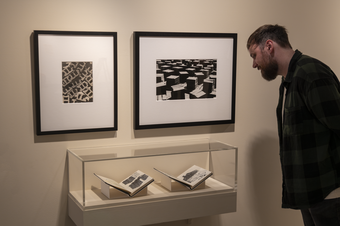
[296,54,323,68]
[294,54,333,80]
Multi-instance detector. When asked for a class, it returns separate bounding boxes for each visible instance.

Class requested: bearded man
[247,24,340,226]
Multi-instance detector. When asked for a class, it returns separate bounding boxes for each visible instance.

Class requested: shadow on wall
[248,131,284,226]
[134,124,235,139]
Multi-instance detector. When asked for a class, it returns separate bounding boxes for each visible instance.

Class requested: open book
[94,170,154,197]
[154,165,213,190]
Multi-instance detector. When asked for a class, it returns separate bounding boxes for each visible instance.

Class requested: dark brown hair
[247,24,292,49]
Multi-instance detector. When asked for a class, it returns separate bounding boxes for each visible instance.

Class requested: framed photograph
[34,30,117,135]
[134,32,237,130]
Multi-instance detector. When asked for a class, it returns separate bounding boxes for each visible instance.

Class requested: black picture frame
[34,30,118,135]
[134,32,237,130]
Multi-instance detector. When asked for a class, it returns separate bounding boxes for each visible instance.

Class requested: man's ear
[265,39,274,54]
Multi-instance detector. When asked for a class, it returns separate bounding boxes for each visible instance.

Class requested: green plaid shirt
[277,50,340,209]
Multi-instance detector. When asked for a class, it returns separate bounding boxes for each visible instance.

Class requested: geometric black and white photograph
[156,59,217,101]
[62,61,93,103]
[34,30,117,135]
[134,31,237,130]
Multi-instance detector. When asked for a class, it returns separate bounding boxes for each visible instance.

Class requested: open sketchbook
[94,170,154,197]
[154,165,213,190]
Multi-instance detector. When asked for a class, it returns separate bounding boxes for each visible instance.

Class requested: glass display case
[68,139,237,226]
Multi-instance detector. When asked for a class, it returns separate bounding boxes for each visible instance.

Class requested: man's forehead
[249,44,259,52]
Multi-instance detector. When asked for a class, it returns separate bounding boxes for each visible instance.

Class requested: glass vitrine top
[67,139,236,162]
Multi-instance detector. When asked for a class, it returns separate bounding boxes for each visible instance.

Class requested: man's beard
[261,54,279,81]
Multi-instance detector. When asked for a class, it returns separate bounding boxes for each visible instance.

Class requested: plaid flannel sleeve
[306,75,340,139]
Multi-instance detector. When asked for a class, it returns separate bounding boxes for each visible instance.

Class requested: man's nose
[252,60,258,68]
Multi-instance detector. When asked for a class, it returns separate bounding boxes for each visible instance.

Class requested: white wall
[1,0,340,225]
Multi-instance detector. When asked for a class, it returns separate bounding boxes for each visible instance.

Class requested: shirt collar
[282,49,303,86]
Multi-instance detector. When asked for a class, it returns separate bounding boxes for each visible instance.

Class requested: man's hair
[247,24,292,50]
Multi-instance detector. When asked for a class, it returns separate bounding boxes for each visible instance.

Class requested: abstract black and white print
[62,61,93,103]
[156,59,217,101]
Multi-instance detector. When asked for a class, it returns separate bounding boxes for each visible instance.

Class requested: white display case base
[69,178,236,226]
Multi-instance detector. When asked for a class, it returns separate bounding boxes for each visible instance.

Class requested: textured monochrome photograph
[62,61,93,103]
[34,30,117,134]
[134,32,237,129]
[156,59,217,101]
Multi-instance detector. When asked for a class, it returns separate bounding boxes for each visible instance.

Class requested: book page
[176,165,212,187]
[119,170,154,194]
